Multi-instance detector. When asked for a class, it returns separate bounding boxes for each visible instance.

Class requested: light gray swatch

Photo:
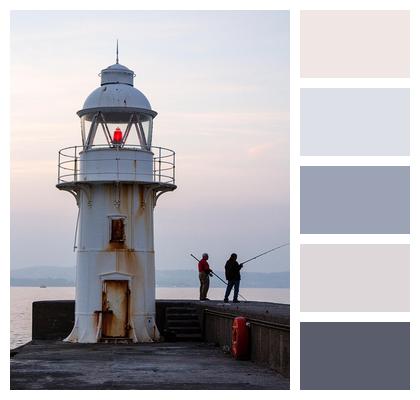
[300,244,410,312]
[300,166,410,233]
[300,322,410,389]
[301,89,410,156]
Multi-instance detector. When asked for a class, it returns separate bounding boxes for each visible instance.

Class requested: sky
[10,10,290,273]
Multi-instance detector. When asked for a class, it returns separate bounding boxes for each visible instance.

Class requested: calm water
[10,286,289,349]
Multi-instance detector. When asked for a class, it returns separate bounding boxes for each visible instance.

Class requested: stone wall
[200,308,289,377]
[32,300,75,340]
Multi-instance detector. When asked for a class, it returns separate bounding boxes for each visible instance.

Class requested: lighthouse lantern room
[57,53,176,343]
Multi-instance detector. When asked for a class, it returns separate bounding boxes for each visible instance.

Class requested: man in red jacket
[198,253,213,301]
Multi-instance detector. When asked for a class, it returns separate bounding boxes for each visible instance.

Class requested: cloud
[247,142,275,158]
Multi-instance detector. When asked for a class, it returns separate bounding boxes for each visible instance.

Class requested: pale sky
[11,10,289,273]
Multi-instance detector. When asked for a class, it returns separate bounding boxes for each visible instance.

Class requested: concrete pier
[11,340,289,390]
[11,299,290,389]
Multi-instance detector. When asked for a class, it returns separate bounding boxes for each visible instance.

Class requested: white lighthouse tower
[57,52,176,343]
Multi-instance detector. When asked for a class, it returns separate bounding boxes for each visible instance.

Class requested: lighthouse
[56,53,176,343]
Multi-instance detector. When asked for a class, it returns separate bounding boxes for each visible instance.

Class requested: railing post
[116,144,119,181]
[159,147,162,183]
[58,151,61,184]
[172,151,175,184]
[73,146,77,182]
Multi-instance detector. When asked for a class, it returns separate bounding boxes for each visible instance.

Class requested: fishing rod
[190,253,248,302]
[240,242,289,265]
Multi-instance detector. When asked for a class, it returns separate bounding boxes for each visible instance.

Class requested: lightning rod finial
[116,39,119,64]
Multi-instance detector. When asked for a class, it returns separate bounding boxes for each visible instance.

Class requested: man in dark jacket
[223,253,243,303]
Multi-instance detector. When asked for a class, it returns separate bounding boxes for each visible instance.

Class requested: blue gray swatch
[301,88,410,156]
[300,322,410,390]
[300,166,410,233]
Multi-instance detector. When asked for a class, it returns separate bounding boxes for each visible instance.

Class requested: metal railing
[57,144,175,185]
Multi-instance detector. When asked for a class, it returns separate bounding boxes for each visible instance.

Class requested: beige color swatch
[301,11,410,77]
[301,244,410,312]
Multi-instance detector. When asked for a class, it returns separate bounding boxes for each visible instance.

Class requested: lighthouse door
[102,280,129,338]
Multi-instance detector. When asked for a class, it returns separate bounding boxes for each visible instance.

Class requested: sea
[10,286,289,349]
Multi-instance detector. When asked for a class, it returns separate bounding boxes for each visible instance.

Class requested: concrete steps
[167,319,200,327]
[166,314,199,321]
[164,306,202,342]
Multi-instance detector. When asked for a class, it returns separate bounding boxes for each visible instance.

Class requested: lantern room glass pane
[81,114,96,143]
[100,111,132,125]
[80,111,151,149]
[141,120,150,143]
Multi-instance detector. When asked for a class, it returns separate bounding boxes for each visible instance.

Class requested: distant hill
[11,266,76,287]
[10,266,289,288]
[156,269,289,288]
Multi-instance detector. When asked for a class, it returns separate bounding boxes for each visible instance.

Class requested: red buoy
[231,316,249,359]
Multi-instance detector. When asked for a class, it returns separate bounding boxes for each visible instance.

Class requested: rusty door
[102,280,129,338]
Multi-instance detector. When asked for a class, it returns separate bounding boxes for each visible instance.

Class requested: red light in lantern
[113,127,123,143]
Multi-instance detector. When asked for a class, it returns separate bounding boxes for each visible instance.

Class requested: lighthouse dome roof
[78,62,156,118]
[82,84,152,110]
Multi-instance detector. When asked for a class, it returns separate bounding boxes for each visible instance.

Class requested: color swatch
[300,322,410,389]
[301,11,410,77]
[300,166,410,234]
[301,89,410,156]
[300,244,410,312]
